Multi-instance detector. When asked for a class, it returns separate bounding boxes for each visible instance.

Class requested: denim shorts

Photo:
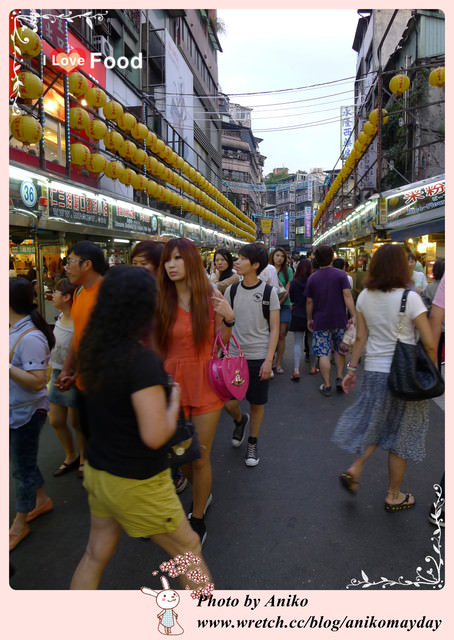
[48,369,78,408]
[312,328,346,357]
[280,306,292,324]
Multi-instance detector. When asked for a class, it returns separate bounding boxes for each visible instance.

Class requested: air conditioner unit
[93,35,114,59]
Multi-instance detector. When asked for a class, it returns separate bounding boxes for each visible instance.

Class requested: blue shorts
[280,306,292,323]
[48,369,78,408]
[312,329,346,357]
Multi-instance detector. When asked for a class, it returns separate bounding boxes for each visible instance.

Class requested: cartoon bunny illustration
[141,577,184,635]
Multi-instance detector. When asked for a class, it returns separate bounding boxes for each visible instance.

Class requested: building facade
[9,8,256,323]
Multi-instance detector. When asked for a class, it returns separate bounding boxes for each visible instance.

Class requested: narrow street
[9,339,445,591]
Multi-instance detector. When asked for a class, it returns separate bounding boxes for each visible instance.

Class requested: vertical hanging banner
[304,206,312,239]
[341,105,354,160]
[165,30,194,163]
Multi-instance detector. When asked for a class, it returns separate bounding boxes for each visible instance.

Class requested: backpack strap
[229,281,240,309]
[262,284,272,330]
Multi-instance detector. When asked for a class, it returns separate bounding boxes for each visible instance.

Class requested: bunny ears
[141,576,170,596]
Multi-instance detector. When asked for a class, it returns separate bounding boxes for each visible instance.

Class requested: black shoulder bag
[388,289,444,401]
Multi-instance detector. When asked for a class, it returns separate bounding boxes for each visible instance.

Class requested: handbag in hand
[208,332,249,402]
[388,289,444,401]
[167,408,201,468]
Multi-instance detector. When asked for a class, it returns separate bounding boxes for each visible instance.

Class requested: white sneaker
[245,441,260,467]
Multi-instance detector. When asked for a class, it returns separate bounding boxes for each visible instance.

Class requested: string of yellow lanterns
[66,71,255,238]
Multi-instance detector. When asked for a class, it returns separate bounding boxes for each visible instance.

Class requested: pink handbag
[208,332,249,401]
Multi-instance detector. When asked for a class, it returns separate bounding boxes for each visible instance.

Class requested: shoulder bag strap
[9,328,37,363]
[396,289,411,339]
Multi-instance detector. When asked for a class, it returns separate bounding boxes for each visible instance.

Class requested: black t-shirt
[85,344,170,479]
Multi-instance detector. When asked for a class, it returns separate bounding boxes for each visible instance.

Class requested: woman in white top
[332,244,436,512]
[408,252,427,295]
[47,278,84,477]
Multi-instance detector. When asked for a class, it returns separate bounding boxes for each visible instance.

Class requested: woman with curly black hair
[70,265,210,589]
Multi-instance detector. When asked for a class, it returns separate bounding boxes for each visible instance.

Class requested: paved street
[9,339,445,591]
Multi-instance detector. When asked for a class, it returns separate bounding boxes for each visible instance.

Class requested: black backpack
[229,281,273,330]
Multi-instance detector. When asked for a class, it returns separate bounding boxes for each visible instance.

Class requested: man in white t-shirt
[223,244,280,467]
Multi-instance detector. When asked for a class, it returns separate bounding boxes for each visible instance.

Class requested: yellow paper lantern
[13,26,42,57]
[119,139,137,160]
[362,121,377,137]
[68,72,88,97]
[156,162,167,178]
[357,131,369,146]
[103,130,124,151]
[429,67,445,88]
[146,179,159,197]
[389,74,410,97]
[132,173,147,191]
[161,145,173,162]
[104,160,125,180]
[103,100,124,121]
[117,111,137,132]
[85,119,108,140]
[146,155,159,174]
[154,138,165,156]
[69,107,90,130]
[70,143,90,166]
[86,153,107,174]
[368,108,389,126]
[146,130,157,150]
[131,122,148,140]
[119,168,136,186]
[15,71,43,100]
[133,147,147,166]
[174,154,184,170]
[85,86,107,109]
[10,115,42,144]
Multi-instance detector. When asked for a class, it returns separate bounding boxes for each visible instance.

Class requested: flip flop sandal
[339,472,359,495]
[384,493,415,512]
[26,497,54,523]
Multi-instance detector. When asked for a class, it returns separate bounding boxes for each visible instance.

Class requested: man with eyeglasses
[55,242,108,458]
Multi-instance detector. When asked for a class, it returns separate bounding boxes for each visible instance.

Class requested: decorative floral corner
[9,9,107,115]
[346,484,444,589]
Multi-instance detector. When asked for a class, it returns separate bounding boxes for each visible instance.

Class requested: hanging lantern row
[67,71,255,234]
[9,28,255,237]
[314,108,388,225]
[69,142,254,240]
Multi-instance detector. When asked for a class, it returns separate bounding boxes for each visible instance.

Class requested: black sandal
[53,456,80,477]
[339,472,359,495]
[384,493,415,512]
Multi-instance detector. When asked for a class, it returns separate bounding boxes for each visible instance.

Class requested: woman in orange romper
[154,238,234,545]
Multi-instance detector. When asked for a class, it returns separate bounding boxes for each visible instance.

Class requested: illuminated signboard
[49,186,109,227]
[112,203,159,235]
[386,180,445,220]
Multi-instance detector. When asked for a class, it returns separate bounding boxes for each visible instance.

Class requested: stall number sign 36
[20,180,38,208]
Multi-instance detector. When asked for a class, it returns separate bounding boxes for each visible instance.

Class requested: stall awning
[384,207,445,242]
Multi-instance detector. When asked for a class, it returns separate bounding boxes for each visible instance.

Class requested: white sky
[216,9,360,176]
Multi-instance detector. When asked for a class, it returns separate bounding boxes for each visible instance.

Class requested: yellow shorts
[83,462,185,538]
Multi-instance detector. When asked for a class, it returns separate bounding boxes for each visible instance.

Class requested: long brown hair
[364,244,411,292]
[270,246,290,284]
[155,238,212,355]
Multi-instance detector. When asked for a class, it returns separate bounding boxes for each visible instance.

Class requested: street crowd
[9,238,445,592]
